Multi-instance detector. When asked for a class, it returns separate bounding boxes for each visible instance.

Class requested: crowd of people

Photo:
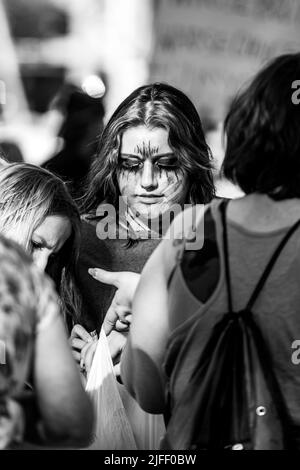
[0,52,300,450]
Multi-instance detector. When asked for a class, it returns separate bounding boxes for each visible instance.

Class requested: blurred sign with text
[151,0,300,122]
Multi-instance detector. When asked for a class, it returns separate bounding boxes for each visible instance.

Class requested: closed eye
[30,240,58,258]
[30,240,43,252]
[120,156,142,170]
[156,156,179,168]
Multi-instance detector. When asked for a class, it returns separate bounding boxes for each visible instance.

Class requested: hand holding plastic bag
[85,327,137,450]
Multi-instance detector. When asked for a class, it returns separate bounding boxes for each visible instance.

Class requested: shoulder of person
[162,199,226,264]
[164,203,211,244]
[157,204,208,274]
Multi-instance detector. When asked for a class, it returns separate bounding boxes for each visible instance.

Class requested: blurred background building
[0,0,300,196]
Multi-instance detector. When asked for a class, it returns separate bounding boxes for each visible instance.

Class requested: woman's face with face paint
[118,125,188,219]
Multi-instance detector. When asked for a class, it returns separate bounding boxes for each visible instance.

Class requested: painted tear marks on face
[118,126,188,217]
[118,167,187,219]
[135,141,159,159]
[164,168,183,184]
[163,173,186,199]
[118,166,184,182]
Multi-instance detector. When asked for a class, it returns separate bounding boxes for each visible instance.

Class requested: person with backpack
[120,53,300,449]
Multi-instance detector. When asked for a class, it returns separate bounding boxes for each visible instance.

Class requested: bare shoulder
[159,204,207,273]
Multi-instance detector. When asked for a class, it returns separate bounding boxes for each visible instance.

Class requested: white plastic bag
[85,327,137,450]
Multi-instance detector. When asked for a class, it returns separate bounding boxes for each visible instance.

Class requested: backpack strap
[246,217,300,310]
[220,199,300,312]
[178,205,220,304]
[220,199,233,313]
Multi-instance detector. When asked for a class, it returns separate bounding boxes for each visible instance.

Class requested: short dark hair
[82,82,215,212]
[222,53,300,200]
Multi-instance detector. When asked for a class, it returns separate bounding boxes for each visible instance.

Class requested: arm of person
[33,314,94,448]
[120,236,183,414]
[120,206,204,414]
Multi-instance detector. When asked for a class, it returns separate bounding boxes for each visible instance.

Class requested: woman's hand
[107,330,128,363]
[0,399,24,449]
[70,324,95,366]
[88,268,140,334]
[81,330,128,379]
[79,340,98,378]
[107,330,128,378]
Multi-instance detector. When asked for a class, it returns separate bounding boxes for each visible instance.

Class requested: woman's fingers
[70,325,94,364]
[115,305,132,323]
[70,338,87,352]
[103,299,133,334]
[84,342,98,377]
[80,341,97,376]
[114,304,132,332]
[89,268,140,335]
[72,350,81,363]
[107,330,128,362]
[70,324,93,342]
[88,268,122,288]
[115,320,130,332]
[103,297,119,335]
[70,325,97,366]
[88,269,140,302]
[80,342,91,371]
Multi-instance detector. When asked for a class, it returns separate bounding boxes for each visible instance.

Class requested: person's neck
[227,194,300,233]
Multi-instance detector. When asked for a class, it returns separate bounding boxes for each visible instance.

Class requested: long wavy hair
[222,53,300,200]
[0,162,81,327]
[81,83,215,213]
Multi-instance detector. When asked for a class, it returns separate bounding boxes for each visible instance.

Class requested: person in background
[0,162,81,331]
[43,84,105,198]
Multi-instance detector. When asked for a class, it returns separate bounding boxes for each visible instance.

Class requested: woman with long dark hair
[75,82,215,333]
[71,82,215,449]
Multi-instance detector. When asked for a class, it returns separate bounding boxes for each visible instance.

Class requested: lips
[137,194,163,198]
[136,194,164,203]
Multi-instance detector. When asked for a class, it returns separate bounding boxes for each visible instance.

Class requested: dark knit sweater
[75,218,160,332]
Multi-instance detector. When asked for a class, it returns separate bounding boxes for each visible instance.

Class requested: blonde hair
[0,163,81,327]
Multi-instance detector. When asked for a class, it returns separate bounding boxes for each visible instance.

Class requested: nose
[33,251,50,272]
[140,161,158,190]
